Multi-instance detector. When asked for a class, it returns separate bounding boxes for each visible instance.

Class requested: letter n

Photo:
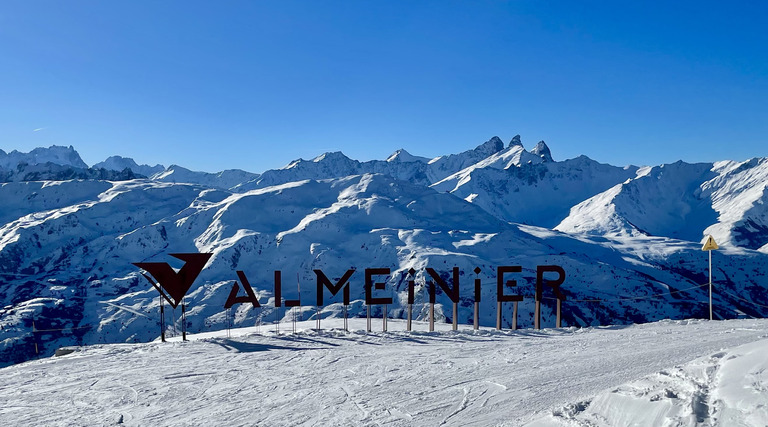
[425,267,460,303]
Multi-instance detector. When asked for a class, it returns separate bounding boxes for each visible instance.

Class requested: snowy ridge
[386,148,430,163]
[0,145,88,170]
[92,156,165,178]
[556,158,768,249]
[432,155,638,227]
[238,136,510,190]
[702,158,768,249]
[150,165,260,191]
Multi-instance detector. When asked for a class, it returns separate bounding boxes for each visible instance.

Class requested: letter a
[224,271,262,309]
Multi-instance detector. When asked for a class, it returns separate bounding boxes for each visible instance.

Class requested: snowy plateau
[1,137,768,426]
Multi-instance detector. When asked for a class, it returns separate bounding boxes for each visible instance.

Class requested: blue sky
[1,1,766,173]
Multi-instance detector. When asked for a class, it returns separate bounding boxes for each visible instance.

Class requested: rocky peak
[474,136,505,157]
[509,135,523,148]
[531,141,553,162]
[93,156,166,177]
[0,145,88,170]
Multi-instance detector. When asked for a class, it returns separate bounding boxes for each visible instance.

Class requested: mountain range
[1,137,766,366]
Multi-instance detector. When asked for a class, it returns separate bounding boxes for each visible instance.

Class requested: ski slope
[1,318,767,426]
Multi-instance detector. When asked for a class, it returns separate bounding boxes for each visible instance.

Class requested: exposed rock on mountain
[1,137,766,368]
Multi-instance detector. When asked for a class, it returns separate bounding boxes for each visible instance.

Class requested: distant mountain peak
[386,149,429,163]
[312,151,350,163]
[93,155,165,177]
[509,135,523,148]
[0,145,88,170]
[474,136,505,156]
[531,140,553,162]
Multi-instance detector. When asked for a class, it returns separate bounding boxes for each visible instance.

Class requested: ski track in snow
[1,318,768,426]
[528,338,768,426]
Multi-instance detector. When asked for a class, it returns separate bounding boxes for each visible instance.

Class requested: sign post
[702,235,719,320]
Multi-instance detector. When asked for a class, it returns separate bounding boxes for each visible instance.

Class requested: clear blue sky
[1,1,766,173]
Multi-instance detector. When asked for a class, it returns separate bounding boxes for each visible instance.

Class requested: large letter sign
[134,253,570,332]
[133,253,212,308]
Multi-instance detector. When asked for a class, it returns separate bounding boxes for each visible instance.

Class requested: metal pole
[452,302,457,331]
[407,303,412,331]
[512,301,518,330]
[383,305,388,331]
[367,305,371,332]
[709,250,713,320]
[256,307,261,334]
[316,307,321,331]
[160,298,166,342]
[473,301,479,330]
[556,299,561,328]
[181,299,187,341]
[32,319,39,355]
[226,308,231,338]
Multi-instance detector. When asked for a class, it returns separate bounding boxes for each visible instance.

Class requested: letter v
[133,253,212,308]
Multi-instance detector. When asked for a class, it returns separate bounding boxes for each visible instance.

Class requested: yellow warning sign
[702,235,719,251]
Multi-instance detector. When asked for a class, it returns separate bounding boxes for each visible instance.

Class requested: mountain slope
[556,158,768,249]
[1,139,768,369]
[431,150,638,227]
[2,173,767,367]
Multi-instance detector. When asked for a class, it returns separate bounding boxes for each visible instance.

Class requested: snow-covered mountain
[0,146,141,182]
[92,156,165,178]
[431,149,638,227]
[236,136,515,191]
[0,145,88,170]
[150,165,260,191]
[1,139,767,368]
[556,157,768,250]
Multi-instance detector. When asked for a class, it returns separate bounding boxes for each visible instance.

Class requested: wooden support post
[429,303,435,332]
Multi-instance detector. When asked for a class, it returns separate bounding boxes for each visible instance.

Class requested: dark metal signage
[134,253,567,337]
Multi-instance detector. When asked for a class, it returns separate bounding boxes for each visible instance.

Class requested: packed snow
[1,318,767,426]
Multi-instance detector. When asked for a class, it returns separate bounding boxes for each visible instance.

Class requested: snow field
[1,318,767,426]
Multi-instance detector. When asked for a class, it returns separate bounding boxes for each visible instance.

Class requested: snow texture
[0,318,767,426]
